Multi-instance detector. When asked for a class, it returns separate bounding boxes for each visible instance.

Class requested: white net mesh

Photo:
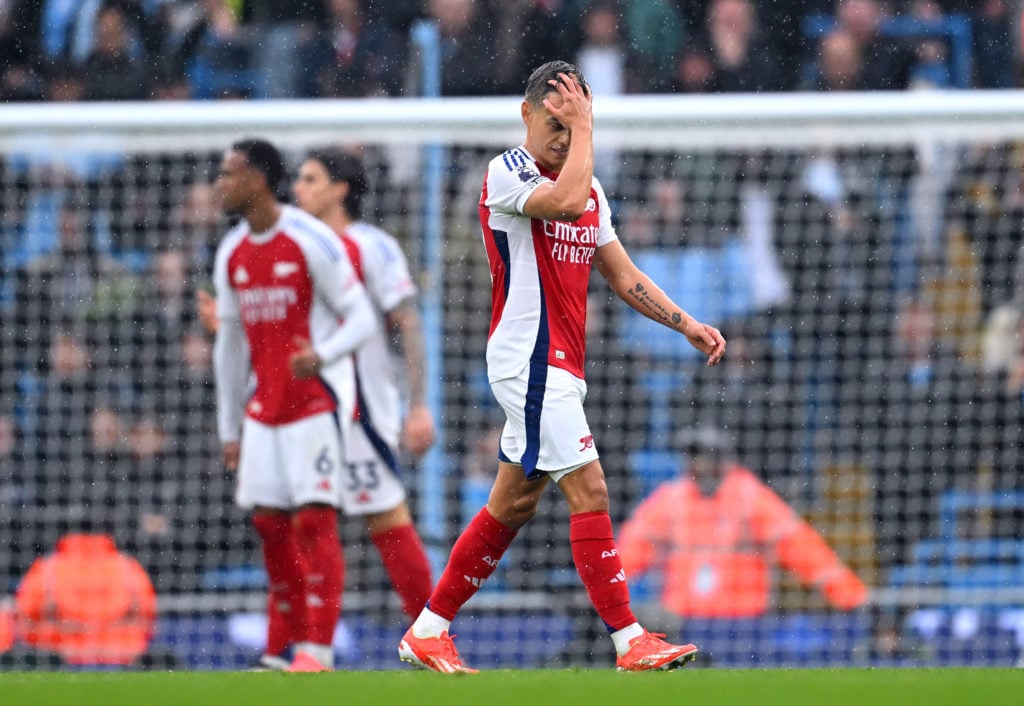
[2,93,1024,669]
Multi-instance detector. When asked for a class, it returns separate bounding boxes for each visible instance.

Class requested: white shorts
[338,419,407,515]
[490,365,598,482]
[235,412,344,510]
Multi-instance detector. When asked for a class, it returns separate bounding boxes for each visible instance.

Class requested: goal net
[1,92,1024,669]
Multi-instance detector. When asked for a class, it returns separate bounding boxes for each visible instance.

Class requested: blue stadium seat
[628,449,682,498]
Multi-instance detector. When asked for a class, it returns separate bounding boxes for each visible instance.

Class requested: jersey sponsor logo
[579,434,594,452]
[544,220,599,265]
[543,220,599,246]
[237,286,299,324]
[233,266,250,284]
[550,242,595,264]
[272,261,301,278]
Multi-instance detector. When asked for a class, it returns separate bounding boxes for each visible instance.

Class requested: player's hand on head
[685,323,726,367]
[289,336,322,379]
[401,404,436,458]
[543,72,593,130]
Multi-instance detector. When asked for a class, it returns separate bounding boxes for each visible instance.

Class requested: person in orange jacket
[14,533,157,666]
[618,426,867,619]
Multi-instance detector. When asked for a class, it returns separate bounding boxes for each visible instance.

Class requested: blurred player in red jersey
[398,60,726,674]
[200,148,436,629]
[212,138,375,672]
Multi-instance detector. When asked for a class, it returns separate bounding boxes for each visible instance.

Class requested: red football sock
[252,512,308,656]
[427,507,517,621]
[371,524,433,619]
[570,511,636,632]
[293,507,344,646]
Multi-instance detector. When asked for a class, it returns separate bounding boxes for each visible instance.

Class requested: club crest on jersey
[586,197,596,212]
[273,261,300,278]
[233,266,250,284]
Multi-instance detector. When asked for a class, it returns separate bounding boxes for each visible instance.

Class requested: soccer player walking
[212,139,375,672]
[399,61,726,673]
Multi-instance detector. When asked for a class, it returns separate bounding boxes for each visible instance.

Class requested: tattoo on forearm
[627,281,683,330]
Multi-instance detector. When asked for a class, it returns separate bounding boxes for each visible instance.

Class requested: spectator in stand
[12,529,157,667]
[41,62,88,102]
[831,0,916,91]
[199,1,327,99]
[203,0,328,99]
[700,0,784,93]
[805,29,866,91]
[425,0,496,96]
[617,0,685,93]
[937,0,1014,88]
[575,1,627,97]
[490,0,568,95]
[757,0,832,91]
[970,0,1014,89]
[618,425,867,620]
[300,0,406,98]
[0,0,43,101]
[671,44,716,94]
[574,0,627,189]
[80,2,150,101]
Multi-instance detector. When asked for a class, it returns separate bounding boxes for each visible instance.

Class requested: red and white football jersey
[479,146,618,382]
[213,205,365,436]
[340,221,417,446]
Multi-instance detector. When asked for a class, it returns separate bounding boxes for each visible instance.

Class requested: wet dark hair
[524,60,590,105]
[305,147,367,220]
[231,138,288,199]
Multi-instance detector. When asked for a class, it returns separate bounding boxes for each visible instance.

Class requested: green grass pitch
[1,668,1022,706]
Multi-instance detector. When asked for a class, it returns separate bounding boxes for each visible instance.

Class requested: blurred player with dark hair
[399,61,725,673]
[212,138,374,672]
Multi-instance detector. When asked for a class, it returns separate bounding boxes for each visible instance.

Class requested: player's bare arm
[522,73,595,221]
[595,240,726,366]
[388,300,436,456]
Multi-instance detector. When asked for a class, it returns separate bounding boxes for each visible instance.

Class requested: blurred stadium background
[3,1,1024,671]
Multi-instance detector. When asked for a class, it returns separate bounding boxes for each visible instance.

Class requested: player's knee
[564,476,609,513]
[488,495,540,529]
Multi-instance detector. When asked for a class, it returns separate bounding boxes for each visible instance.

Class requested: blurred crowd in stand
[0,0,1019,102]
